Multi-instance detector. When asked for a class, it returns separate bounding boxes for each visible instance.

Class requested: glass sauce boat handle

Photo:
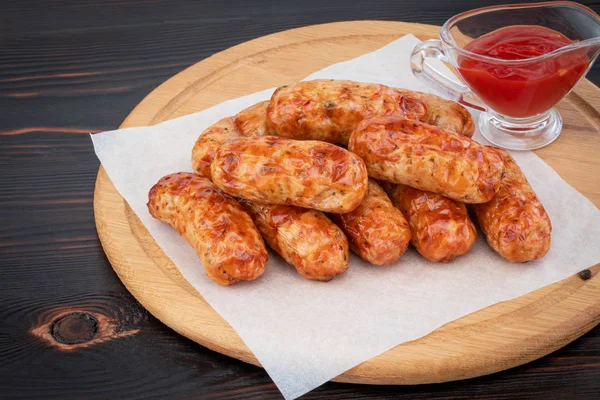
[410,40,486,112]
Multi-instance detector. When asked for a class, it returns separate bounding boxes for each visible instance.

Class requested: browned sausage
[471,149,551,262]
[242,201,349,281]
[235,101,271,137]
[373,103,476,262]
[349,117,504,203]
[191,118,240,178]
[329,180,411,265]
[411,91,475,137]
[148,172,268,285]
[190,118,350,279]
[382,183,477,262]
[211,136,368,213]
[266,79,429,145]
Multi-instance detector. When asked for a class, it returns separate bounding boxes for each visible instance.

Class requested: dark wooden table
[2,1,599,398]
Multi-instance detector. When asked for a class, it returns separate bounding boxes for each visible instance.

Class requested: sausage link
[383,183,477,262]
[235,101,271,137]
[211,135,368,213]
[413,92,475,137]
[330,180,411,265]
[190,118,351,279]
[148,173,268,285]
[373,101,476,262]
[191,118,240,178]
[242,201,349,281]
[349,117,504,203]
[266,79,429,145]
[471,149,551,262]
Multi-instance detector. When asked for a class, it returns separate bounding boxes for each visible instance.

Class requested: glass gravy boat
[411,1,600,150]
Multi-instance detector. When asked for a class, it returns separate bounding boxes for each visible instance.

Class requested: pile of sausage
[148,79,552,286]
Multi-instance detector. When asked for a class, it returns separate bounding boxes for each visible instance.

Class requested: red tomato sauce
[457,26,589,118]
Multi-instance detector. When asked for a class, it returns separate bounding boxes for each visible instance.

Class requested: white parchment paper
[91,35,600,399]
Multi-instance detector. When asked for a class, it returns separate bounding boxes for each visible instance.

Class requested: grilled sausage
[148,173,268,285]
[191,119,350,279]
[191,118,240,178]
[266,79,429,145]
[211,136,368,213]
[383,183,477,262]
[471,149,551,262]
[235,101,271,137]
[330,180,411,265]
[349,117,504,203]
[415,92,475,137]
[242,201,349,281]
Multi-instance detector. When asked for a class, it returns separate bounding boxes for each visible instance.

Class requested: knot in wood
[579,269,592,280]
[51,312,98,345]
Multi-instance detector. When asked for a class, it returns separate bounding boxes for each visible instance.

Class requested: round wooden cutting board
[94,21,600,384]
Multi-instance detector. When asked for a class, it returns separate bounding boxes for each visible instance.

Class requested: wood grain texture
[2,1,600,398]
[94,20,600,386]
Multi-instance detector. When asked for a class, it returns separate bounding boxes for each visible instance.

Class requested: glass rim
[440,1,600,65]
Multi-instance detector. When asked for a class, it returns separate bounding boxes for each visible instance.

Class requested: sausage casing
[330,180,411,265]
[471,149,551,262]
[383,183,477,262]
[266,79,429,145]
[148,173,268,285]
[348,117,504,203]
[414,92,475,137]
[211,136,368,213]
[242,201,349,281]
[235,101,271,137]
[191,118,240,178]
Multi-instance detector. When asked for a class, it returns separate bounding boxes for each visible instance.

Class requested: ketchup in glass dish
[458,25,590,118]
